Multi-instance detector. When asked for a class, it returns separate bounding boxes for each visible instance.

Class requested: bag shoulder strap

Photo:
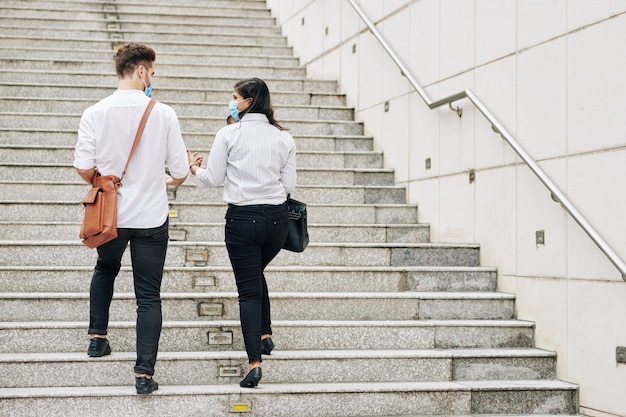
[120,99,156,181]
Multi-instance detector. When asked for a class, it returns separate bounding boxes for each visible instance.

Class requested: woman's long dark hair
[234,78,286,130]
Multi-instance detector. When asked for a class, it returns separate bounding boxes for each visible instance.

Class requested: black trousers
[89,218,169,376]
[224,203,289,363]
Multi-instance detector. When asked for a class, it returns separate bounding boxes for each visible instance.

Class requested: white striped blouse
[194,113,297,205]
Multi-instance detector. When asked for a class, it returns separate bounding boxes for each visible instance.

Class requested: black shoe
[87,337,111,357]
[135,376,159,394]
[261,337,274,355]
[239,367,262,388]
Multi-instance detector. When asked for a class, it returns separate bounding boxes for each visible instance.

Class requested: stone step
[98,3,275,18]
[0,98,352,120]
[0,7,112,22]
[0,71,340,92]
[0,265,498,293]
[0,130,372,150]
[0,58,302,78]
[0,380,578,416]
[0,3,275,23]
[2,0,269,9]
[0,96,354,121]
[0,241,480,268]
[0,82,342,105]
[0,182,406,205]
[368,413,582,417]
[0,319,535,353]
[0,291,515,322]
[0,35,294,56]
[0,47,298,66]
[0,112,364,135]
[128,0,268,3]
[0,349,557,388]
[0,146,379,168]
[0,17,281,36]
[0,221,429,243]
[0,202,418,224]
[0,26,288,46]
[0,165,388,184]
[28,149,379,169]
[121,0,267,4]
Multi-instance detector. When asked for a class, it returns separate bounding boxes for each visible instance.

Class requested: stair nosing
[0,241,474,249]
[0,348,556,363]
[0,291,515,300]
[0,319,536,329]
[0,265,497,272]
[0,380,578,399]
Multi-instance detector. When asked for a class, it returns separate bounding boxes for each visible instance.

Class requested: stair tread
[0,221,426,227]
[0,165,391,174]
[0,126,367,134]
[0,181,406,189]
[0,264,495,272]
[0,241,467,248]
[0,319,535,328]
[0,379,577,398]
[0,348,556,362]
[0,200,412,205]
[0,291,515,300]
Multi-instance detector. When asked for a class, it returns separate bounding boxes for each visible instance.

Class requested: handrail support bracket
[449,102,462,117]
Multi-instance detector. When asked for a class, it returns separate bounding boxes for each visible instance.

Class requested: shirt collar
[240,113,269,123]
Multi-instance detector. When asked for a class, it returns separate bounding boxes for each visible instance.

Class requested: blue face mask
[140,68,153,97]
[228,100,241,121]
[144,80,153,97]
[229,98,250,122]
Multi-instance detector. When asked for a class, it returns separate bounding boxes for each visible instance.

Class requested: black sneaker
[87,338,111,357]
[135,376,159,395]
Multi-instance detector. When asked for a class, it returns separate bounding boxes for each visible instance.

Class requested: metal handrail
[347,0,626,280]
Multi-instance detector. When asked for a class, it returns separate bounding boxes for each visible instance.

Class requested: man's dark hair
[114,43,156,77]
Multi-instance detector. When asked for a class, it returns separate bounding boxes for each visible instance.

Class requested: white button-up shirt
[195,113,296,205]
[74,90,189,228]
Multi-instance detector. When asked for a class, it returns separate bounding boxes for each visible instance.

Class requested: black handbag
[282,195,309,252]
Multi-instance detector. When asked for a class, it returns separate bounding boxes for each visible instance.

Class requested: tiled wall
[266,1,626,415]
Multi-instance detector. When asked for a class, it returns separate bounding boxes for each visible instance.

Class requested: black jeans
[225,203,289,364]
[88,218,169,376]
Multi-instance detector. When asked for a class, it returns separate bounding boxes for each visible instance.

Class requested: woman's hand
[187,150,203,167]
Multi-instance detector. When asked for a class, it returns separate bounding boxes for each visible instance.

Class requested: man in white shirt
[74,42,189,394]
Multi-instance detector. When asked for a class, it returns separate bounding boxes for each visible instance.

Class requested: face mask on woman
[228,98,249,121]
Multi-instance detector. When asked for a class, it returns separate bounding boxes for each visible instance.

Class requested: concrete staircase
[0,0,579,416]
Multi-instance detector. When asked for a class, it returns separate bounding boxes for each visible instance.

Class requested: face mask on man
[140,67,153,97]
[144,80,153,97]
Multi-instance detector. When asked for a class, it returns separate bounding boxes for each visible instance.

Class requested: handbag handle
[120,99,156,182]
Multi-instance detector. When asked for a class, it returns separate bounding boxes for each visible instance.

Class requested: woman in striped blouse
[188,78,297,388]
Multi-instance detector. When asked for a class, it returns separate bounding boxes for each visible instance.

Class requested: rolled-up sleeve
[74,111,96,170]
[164,107,189,179]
